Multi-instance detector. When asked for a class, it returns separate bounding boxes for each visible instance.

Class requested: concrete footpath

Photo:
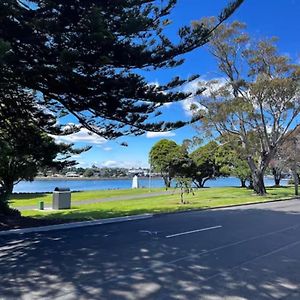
[15,190,175,211]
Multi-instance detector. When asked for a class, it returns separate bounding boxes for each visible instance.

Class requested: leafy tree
[83,169,95,178]
[171,150,196,204]
[192,19,300,195]
[0,128,84,215]
[0,0,243,138]
[276,127,300,195]
[268,159,286,187]
[0,85,87,214]
[149,139,183,188]
[215,135,251,188]
[190,141,226,188]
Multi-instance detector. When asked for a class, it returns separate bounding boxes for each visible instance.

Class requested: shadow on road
[1,206,300,299]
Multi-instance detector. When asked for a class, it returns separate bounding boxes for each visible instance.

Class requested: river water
[13,177,288,193]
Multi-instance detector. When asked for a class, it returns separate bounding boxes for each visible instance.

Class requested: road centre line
[54,222,300,298]
[166,225,223,238]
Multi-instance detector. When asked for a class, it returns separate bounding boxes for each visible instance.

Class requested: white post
[132,175,139,189]
[148,167,151,192]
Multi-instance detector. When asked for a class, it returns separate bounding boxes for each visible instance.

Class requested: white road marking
[166,225,222,238]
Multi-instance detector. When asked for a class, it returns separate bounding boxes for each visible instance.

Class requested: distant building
[128,169,149,176]
[66,172,80,177]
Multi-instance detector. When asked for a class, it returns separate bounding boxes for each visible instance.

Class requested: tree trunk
[252,170,266,195]
[162,175,171,190]
[0,180,14,214]
[202,177,210,188]
[272,168,282,187]
[248,177,254,189]
[292,169,299,196]
[240,179,246,188]
[247,156,267,195]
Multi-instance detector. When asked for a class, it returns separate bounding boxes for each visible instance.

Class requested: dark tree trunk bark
[202,177,210,188]
[252,170,266,195]
[240,179,246,188]
[193,179,204,188]
[248,177,254,189]
[272,168,282,187]
[162,175,171,190]
[193,181,201,188]
[292,169,299,196]
[0,180,14,214]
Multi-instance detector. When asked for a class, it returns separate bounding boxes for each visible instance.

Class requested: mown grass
[10,188,166,207]
[21,186,297,221]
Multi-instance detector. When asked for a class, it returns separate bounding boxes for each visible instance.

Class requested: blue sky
[56,0,300,168]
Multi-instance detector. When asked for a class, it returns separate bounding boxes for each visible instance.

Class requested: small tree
[172,153,196,204]
[149,139,182,189]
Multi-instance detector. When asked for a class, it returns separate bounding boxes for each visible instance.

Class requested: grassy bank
[20,186,297,221]
[10,188,165,207]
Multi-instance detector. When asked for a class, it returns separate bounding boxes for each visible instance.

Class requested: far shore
[35,176,162,181]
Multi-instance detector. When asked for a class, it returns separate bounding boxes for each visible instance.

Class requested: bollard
[39,201,44,210]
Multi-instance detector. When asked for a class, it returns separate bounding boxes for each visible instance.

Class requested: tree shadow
[1,206,300,299]
[11,192,51,200]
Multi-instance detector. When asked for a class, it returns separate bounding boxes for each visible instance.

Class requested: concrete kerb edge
[0,213,153,236]
[1,195,299,237]
[152,196,300,218]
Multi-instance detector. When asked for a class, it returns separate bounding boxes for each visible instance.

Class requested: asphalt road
[1,199,300,299]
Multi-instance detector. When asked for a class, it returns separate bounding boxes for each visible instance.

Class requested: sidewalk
[15,190,175,211]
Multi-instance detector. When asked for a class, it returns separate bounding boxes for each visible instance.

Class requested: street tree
[171,150,196,204]
[0,0,243,138]
[149,139,183,188]
[192,19,300,195]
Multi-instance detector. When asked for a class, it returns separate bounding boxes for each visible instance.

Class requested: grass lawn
[10,188,165,207]
[21,186,297,221]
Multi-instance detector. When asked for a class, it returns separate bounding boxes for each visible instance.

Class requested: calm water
[13,177,288,193]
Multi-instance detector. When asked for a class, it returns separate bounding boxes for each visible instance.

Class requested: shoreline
[34,176,162,181]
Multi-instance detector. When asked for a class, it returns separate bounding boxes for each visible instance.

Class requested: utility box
[52,187,71,209]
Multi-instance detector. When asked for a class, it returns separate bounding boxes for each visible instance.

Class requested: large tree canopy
[0,0,243,138]
[192,19,300,195]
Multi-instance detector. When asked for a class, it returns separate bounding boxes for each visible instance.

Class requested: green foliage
[0,0,243,138]
[192,19,300,195]
[215,136,251,187]
[0,92,87,214]
[190,141,226,187]
[171,149,196,203]
[149,139,182,188]
[83,169,94,178]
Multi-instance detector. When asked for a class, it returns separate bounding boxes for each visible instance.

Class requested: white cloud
[97,160,148,168]
[53,128,107,145]
[102,146,112,151]
[148,81,171,108]
[181,78,226,116]
[146,131,176,138]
